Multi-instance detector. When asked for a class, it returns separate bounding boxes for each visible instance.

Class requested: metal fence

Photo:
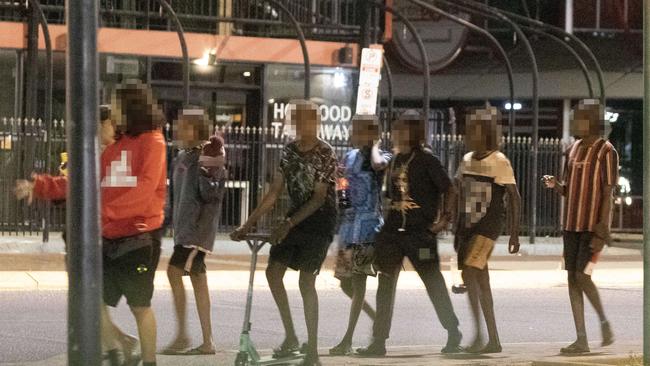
[0,0,375,42]
[1,116,572,238]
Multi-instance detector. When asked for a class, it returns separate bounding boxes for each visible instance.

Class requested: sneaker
[601,320,614,347]
[272,339,300,359]
[560,341,590,354]
[441,330,463,354]
[355,341,386,357]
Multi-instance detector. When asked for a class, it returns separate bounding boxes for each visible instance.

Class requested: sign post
[355,46,384,116]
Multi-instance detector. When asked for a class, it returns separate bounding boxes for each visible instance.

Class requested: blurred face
[173,118,204,148]
[465,120,486,152]
[391,119,422,152]
[99,119,115,147]
[570,108,600,139]
[291,103,319,140]
[351,118,379,148]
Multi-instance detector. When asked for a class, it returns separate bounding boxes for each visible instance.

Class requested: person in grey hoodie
[162,108,227,355]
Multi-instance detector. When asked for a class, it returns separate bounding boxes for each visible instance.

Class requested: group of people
[13,85,618,366]
[231,98,618,365]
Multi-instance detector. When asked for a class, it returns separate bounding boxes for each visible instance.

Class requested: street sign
[355,47,383,115]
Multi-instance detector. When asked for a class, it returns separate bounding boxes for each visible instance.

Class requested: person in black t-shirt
[454,107,521,354]
[357,110,463,357]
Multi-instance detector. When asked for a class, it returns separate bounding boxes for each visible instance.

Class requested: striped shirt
[562,138,619,232]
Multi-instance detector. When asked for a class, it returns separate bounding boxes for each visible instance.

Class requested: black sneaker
[356,341,386,357]
[560,341,590,354]
[601,320,614,347]
[441,330,463,354]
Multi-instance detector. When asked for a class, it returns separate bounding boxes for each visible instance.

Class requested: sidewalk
[6,341,643,365]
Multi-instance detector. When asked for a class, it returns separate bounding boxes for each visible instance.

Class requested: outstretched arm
[505,184,521,253]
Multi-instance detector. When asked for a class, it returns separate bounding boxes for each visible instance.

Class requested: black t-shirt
[384,147,451,232]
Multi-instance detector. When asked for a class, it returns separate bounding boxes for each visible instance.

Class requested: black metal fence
[1,116,572,238]
[0,0,376,42]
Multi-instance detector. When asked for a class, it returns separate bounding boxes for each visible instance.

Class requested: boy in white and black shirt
[454,107,521,354]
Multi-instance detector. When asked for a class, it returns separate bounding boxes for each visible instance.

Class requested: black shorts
[269,228,333,274]
[103,230,162,308]
[563,231,597,273]
[373,229,439,274]
[169,246,207,275]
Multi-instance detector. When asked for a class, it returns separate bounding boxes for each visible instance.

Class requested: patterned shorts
[334,243,376,279]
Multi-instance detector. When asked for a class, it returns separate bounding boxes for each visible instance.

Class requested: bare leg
[299,271,319,360]
[575,272,606,321]
[567,271,588,344]
[477,267,500,351]
[165,265,190,349]
[190,272,215,352]
[462,268,482,349]
[131,306,157,364]
[340,276,375,321]
[266,260,298,345]
[341,274,370,345]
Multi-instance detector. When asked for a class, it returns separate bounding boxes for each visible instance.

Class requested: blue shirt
[337,148,388,246]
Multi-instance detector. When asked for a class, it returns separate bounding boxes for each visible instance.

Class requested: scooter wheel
[235,352,249,366]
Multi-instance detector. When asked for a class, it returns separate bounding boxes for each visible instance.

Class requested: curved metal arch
[408,0,516,136]
[156,0,190,105]
[432,0,541,243]
[485,4,606,104]
[263,0,311,98]
[368,1,430,137]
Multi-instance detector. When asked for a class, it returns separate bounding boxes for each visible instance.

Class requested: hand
[541,175,556,189]
[508,236,520,254]
[429,218,449,234]
[14,179,34,205]
[590,235,606,253]
[270,220,292,246]
[230,224,251,242]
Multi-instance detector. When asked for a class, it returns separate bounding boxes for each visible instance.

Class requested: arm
[230,172,285,241]
[505,184,522,253]
[370,141,389,171]
[198,167,227,203]
[286,181,328,226]
[32,174,68,201]
[428,154,455,232]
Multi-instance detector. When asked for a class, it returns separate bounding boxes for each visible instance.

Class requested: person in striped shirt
[543,99,617,354]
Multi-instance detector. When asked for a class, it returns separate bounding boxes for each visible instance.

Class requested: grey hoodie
[168,147,226,252]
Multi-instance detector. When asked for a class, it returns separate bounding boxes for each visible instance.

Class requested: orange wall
[0,21,359,67]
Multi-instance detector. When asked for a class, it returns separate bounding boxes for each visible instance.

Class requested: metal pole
[642,2,649,364]
[382,54,393,131]
[370,1,429,142]
[264,0,311,99]
[358,0,371,49]
[436,0,540,244]
[25,3,39,118]
[66,0,102,362]
[409,0,516,136]
[30,0,53,242]
[156,0,190,105]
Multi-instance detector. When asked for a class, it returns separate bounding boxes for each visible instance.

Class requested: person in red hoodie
[100,80,167,366]
[15,105,142,365]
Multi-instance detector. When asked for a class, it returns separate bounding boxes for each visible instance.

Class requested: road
[0,285,642,364]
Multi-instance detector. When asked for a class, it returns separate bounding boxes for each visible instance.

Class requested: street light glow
[505,102,522,110]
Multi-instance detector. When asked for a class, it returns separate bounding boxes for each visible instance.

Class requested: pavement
[0,232,644,365]
[2,342,643,366]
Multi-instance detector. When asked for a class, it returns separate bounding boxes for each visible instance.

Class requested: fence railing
[1,116,575,238]
[0,0,375,42]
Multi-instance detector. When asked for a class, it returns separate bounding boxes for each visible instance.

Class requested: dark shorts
[169,246,207,275]
[103,230,162,308]
[563,231,598,273]
[373,229,439,274]
[269,228,333,274]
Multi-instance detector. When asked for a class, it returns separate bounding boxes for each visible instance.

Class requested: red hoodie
[33,130,167,239]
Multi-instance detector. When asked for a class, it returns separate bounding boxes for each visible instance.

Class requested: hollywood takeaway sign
[270,46,383,140]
